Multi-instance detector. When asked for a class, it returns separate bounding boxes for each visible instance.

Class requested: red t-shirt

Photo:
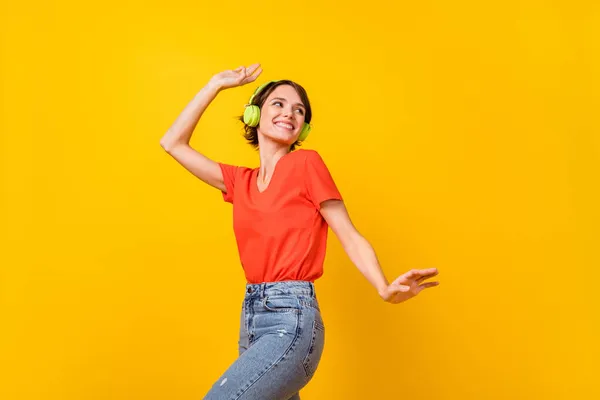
[218,149,342,284]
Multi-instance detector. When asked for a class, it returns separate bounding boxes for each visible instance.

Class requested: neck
[257,137,291,182]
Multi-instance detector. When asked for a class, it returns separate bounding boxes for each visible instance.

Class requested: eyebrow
[270,97,306,109]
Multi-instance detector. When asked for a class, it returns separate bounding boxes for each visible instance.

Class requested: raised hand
[209,63,263,92]
[379,268,440,304]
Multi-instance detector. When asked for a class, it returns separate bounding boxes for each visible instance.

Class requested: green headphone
[243,80,312,142]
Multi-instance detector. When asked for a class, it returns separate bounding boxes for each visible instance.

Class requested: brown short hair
[237,80,312,152]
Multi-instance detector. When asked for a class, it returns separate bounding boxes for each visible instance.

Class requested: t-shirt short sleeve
[304,150,343,209]
[218,162,238,203]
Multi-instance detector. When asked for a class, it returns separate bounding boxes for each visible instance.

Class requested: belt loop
[260,283,266,298]
[309,282,314,298]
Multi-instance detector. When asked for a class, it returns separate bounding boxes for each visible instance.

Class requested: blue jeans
[204,281,325,400]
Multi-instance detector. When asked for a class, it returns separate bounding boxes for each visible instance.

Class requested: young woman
[160,63,440,400]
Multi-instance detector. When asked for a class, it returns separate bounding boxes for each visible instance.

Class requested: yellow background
[1,1,599,399]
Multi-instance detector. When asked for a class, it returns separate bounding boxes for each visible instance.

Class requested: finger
[237,68,247,82]
[392,284,411,294]
[417,281,440,292]
[392,270,418,285]
[246,63,261,74]
[248,67,262,81]
[417,270,439,283]
[243,67,263,85]
[246,66,262,81]
[398,268,438,283]
[415,268,438,277]
[391,271,411,285]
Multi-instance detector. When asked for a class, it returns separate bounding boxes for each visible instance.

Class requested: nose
[282,107,294,118]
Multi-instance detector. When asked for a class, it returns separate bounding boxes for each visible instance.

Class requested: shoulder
[293,149,335,178]
[218,162,255,180]
[290,149,325,165]
[218,162,254,172]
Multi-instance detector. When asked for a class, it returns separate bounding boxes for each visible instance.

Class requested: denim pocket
[302,318,325,379]
[262,295,301,313]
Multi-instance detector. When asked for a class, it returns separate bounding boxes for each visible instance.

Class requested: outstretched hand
[209,63,263,92]
[379,268,440,304]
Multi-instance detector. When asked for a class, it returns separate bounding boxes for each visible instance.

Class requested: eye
[273,101,305,115]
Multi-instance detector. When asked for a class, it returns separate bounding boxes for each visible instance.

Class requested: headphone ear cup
[298,122,311,141]
[243,105,261,127]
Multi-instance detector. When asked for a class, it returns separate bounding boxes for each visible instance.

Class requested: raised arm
[159,63,262,192]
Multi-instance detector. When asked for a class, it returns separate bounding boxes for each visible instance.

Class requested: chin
[265,130,298,146]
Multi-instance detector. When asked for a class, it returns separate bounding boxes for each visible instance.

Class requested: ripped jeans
[203,281,325,400]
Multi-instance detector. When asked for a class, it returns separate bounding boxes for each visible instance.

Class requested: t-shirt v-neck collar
[253,151,294,195]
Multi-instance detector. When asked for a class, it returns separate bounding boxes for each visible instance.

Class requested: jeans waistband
[245,280,316,299]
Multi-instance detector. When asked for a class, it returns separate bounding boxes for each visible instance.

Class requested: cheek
[260,108,274,123]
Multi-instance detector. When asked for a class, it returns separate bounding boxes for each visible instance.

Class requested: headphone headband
[248,80,280,105]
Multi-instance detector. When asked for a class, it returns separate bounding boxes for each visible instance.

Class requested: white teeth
[275,122,293,130]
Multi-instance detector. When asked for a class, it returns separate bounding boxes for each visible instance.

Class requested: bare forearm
[343,234,389,296]
[160,83,221,151]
